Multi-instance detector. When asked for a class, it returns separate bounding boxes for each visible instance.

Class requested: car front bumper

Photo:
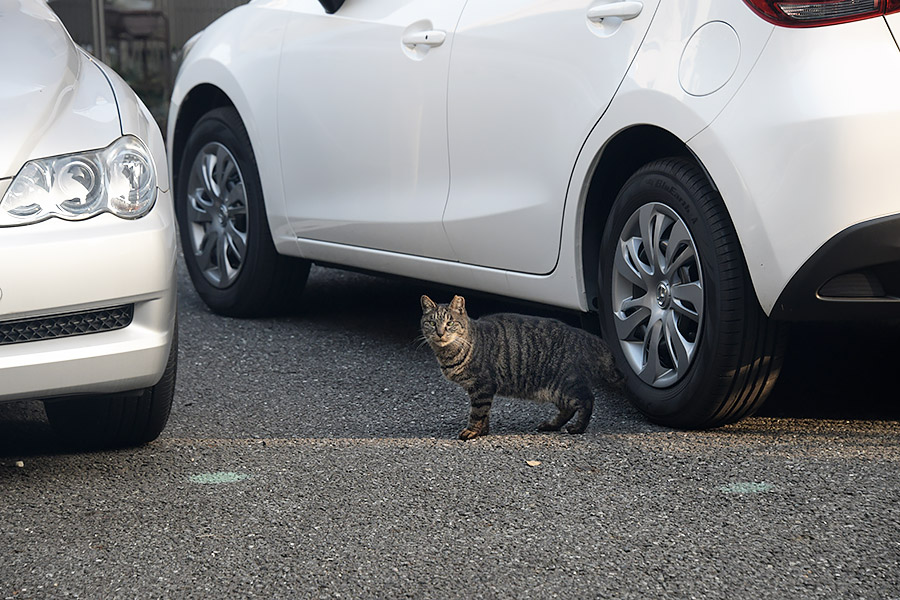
[0,190,177,402]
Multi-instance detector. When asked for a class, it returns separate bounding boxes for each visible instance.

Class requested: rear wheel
[598,158,786,428]
[176,107,309,317]
[44,325,178,449]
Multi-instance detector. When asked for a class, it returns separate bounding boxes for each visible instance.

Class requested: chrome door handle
[587,1,643,22]
[402,30,446,48]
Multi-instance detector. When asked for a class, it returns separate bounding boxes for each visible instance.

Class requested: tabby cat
[420,294,622,439]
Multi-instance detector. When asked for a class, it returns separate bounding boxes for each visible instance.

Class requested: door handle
[402,30,446,48]
[587,1,643,22]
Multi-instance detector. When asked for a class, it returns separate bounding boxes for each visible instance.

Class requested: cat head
[420,295,469,348]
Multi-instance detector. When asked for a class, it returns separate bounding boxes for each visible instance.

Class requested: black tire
[176,107,310,317]
[598,158,786,428]
[44,325,178,449]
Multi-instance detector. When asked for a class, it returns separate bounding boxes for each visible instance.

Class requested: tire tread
[601,157,786,428]
[44,324,178,449]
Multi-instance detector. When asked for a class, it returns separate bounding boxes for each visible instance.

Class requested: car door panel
[443,0,660,274]
[276,0,467,261]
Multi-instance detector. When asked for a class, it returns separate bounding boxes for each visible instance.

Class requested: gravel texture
[1,261,898,599]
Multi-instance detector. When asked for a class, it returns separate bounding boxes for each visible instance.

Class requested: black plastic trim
[0,305,134,346]
[318,0,345,14]
[771,214,900,320]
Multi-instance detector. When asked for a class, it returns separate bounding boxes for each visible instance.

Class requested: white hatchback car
[168,0,900,429]
[0,0,177,447]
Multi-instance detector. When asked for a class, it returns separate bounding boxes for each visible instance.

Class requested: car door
[276,0,468,260]
[443,0,660,274]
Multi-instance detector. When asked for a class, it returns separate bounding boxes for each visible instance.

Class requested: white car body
[168,0,900,427]
[0,1,177,443]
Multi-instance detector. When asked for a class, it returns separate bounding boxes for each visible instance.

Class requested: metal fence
[164,0,247,49]
[49,0,248,130]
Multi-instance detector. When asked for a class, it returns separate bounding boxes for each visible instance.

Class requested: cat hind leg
[565,394,594,434]
[539,384,593,434]
[538,407,576,432]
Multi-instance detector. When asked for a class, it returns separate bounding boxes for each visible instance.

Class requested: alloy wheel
[611,202,704,388]
[185,142,249,289]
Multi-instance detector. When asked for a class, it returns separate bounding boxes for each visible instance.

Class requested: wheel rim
[185,142,249,289]
[611,202,704,388]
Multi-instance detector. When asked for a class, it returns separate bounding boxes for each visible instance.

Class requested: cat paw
[565,424,587,435]
[537,421,562,432]
[458,427,486,440]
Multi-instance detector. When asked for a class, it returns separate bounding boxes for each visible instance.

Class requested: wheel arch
[169,84,235,198]
[579,125,695,312]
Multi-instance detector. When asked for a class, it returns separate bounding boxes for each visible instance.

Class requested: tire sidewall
[599,161,734,427]
[44,322,177,449]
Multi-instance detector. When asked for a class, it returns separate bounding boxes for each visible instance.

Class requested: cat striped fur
[421,295,622,439]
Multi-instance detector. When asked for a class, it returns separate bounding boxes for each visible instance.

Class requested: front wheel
[45,325,178,449]
[598,158,786,428]
[176,107,310,317]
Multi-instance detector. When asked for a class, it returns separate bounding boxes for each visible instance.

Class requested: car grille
[0,305,134,346]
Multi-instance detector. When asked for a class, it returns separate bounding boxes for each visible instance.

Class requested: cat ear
[449,295,466,314]
[420,295,437,314]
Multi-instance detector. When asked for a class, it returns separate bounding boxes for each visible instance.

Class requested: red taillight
[743,0,900,27]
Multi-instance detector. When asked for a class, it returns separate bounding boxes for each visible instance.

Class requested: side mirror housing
[318,0,345,13]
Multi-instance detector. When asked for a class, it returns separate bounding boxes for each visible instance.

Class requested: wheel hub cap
[217,205,229,227]
[655,281,671,309]
[610,202,704,388]
[185,142,249,289]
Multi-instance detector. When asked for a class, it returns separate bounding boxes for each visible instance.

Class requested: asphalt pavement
[1,258,898,599]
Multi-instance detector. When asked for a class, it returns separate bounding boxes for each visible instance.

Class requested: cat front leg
[459,392,493,440]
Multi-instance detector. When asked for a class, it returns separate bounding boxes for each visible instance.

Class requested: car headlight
[0,135,157,227]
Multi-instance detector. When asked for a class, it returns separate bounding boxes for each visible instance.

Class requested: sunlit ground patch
[718,482,775,494]
[189,471,250,484]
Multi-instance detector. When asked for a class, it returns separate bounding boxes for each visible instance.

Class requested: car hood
[0,0,121,179]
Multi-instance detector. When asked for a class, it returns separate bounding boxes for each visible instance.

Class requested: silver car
[0,0,177,448]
